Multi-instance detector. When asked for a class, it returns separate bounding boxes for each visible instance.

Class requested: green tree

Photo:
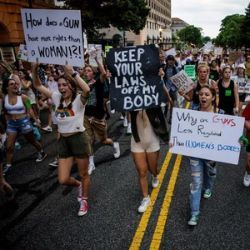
[177,25,202,47]
[64,0,149,40]
[214,14,245,48]
[240,3,250,48]
[202,36,211,45]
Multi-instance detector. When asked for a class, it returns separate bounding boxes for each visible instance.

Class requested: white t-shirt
[52,92,85,133]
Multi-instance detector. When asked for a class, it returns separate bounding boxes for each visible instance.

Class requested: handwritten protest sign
[169,108,244,164]
[170,70,195,94]
[184,65,196,80]
[21,9,84,67]
[214,47,223,56]
[106,45,162,111]
[88,44,103,67]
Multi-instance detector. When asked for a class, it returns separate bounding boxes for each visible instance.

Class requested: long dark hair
[57,75,77,110]
[199,84,217,112]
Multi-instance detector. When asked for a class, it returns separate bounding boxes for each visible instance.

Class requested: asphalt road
[0,112,250,250]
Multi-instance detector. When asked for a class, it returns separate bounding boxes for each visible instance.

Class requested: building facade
[0,0,54,63]
[99,0,172,49]
[171,17,189,37]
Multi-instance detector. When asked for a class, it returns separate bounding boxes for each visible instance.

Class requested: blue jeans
[189,157,217,216]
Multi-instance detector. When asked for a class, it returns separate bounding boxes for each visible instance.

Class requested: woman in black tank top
[218,66,239,115]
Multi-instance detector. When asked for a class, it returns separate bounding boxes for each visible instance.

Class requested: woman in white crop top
[32,63,91,217]
[2,74,47,172]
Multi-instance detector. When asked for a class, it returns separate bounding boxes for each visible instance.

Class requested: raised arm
[31,63,52,99]
[63,65,90,102]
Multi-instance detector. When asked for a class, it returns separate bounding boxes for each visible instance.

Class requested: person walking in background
[231,64,248,115]
[83,61,120,176]
[245,54,250,79]
[217,66,239,115]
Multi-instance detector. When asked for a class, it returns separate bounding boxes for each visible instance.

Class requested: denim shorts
[7,117,33,134]
[57,131,91,159]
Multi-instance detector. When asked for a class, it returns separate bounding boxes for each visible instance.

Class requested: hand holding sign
[170,70,195,94]
[106,45,162,111]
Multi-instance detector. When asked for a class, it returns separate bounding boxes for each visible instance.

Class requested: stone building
[0,0,54,63]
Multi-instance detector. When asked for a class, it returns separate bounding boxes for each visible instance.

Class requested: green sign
[105,46,113,56]
[184,65,196,80]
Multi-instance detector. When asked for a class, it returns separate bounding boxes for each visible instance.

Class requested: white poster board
[88,44,103,67]
[21,8,84,67]
[169,108,244,164]
[214,47,223,56]
[165,48,176,57]
[170,70,195,94]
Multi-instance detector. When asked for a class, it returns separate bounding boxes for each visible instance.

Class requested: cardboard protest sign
[170,70,195,94]
[214,47,223,56]
[228,51,242,64]
[88,44,103,67]
[184,65,196,80]
[21,9,84,67]
[106,45,162,112]
[169,108,244,164]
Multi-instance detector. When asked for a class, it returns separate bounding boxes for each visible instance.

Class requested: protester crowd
[0,45,250,226]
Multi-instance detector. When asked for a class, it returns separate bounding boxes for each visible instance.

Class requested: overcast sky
[172,0,249,38]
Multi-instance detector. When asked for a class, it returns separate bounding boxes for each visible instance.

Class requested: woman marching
[217,66,239,115]
[187,85,223,226]
[2,74,47,174]
[32,63,92,216]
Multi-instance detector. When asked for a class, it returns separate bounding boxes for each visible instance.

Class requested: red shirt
[242,102,250,140]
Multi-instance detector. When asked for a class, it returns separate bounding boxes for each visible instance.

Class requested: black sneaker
[36,152,47,162]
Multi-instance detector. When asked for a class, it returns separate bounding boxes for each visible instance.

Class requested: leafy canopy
[64,0,150,39]
[177,25,202,47]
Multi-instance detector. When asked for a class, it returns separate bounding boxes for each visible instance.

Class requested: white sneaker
[138,195,151,213]
[127,123,132,134]
[113,142,120,158]
[119,115,124,120]
[151,175,159,188]
[49,159,59,167]
[42,125,52,132]
[88,163,96,175]
[36,151,47,162]
[243,171,250,187]
[123,117,128,127]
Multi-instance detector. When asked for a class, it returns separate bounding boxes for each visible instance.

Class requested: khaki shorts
[58,131,91,159]
[84,116,107,143]
[131,136,160,153]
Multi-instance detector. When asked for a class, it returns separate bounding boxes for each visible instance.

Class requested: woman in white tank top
[2,74,47,173]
